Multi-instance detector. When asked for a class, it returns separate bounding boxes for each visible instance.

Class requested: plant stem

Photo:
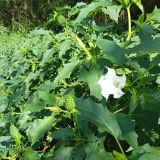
[75,36,92,60]
[126,5,132,42]
[115,137,128,160]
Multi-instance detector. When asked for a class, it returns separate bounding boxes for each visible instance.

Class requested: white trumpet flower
[98,67,126,100]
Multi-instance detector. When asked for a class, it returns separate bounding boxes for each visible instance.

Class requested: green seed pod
[65,94,75,111]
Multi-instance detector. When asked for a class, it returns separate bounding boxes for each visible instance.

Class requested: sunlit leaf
[26,116,55,145]
[97,39,125,65]
[23,148,40,160]
[79,64,102,99]
[75,98,121,138]
[131,144,160,160]
[10,124,22,145]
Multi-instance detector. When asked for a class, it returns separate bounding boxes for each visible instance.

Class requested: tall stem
[126,5,132,42]
[115,137,128,160]
[75,36,92,60]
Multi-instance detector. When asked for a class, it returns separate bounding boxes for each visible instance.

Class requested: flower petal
[116,74,126,89]
[113,89,124,98]
[98,67,126,100]
[105,67,116,77]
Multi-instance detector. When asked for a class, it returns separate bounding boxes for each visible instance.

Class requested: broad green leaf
[77,115,90,137]
[38,91,56,106]
[85,143,115,160]
[75,98,121,138]
[57,15,66,25]
[59,39,72,57]
[40,49,54,66]
[0,136,10,143]
[79,65,102,99]
[38,80,56,92]
[132,0,143,12]
[92,21,111,32]
[150,54,160,67]
[29,29,52,36]
[0,96,8,113]
[140,90,160,113]
[96,39,125,65]
[131,144,160,160]
[138,23,154,41]
[18,111,32,130]
[54,61,79,83]
[71,144,86,160]
[146,7,160,22]
[129,89,138,114]
[26,116,55,145]
[24,96,45,112]
[53,127,75,140]
[23,148,40,160]
[10,124,22,145]
[115,113,138,148]
[102,5,120,23]
[54,146,73,160]
[128,37,160,55]
[74,0,112,23]
[121,0,130,7]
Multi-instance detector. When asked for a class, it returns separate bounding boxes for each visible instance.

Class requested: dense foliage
[0,0,160,159]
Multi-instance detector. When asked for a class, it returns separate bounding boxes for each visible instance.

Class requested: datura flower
[98,67,126,100]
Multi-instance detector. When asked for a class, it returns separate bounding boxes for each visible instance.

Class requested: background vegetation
[0,0,160,160]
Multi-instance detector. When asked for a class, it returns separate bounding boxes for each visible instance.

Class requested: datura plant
[0,0,160,160]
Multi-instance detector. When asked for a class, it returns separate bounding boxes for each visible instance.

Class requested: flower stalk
[126,5,132,42]
[115,137,128,160]
[75,36,92,60]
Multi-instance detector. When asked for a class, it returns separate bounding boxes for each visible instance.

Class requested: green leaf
[53,127,75,140]
[10,124,22,145]
[150,54,160,67]
[140,90,160,113]
[138,23,154,41]
[75,98,121,138]
[121,0,130,7]
[0,95,8,113]
[146,7,160,22]
[115,113,138,148]
[40,49,54,66]
[23,148,40,160]
[37,91,56,106]
[71,144,86,160]
[54,146,73,160]
[38,80,56,92]
[103,5,120,23]
[131,144,160,160]
[79,64,102,99]
[59,39,72,57]
[0,136,10,143]
[96,39,125,65]
[132,0,144,12]
[128,37,160,55]
[18,111,32,130]
[26,116,55,145]
[85,143,115,160]
[24,96,45,112]
[54,61,79,84]
[57,15,66,25]
[129,89,138,114]
[74,0,112,23]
